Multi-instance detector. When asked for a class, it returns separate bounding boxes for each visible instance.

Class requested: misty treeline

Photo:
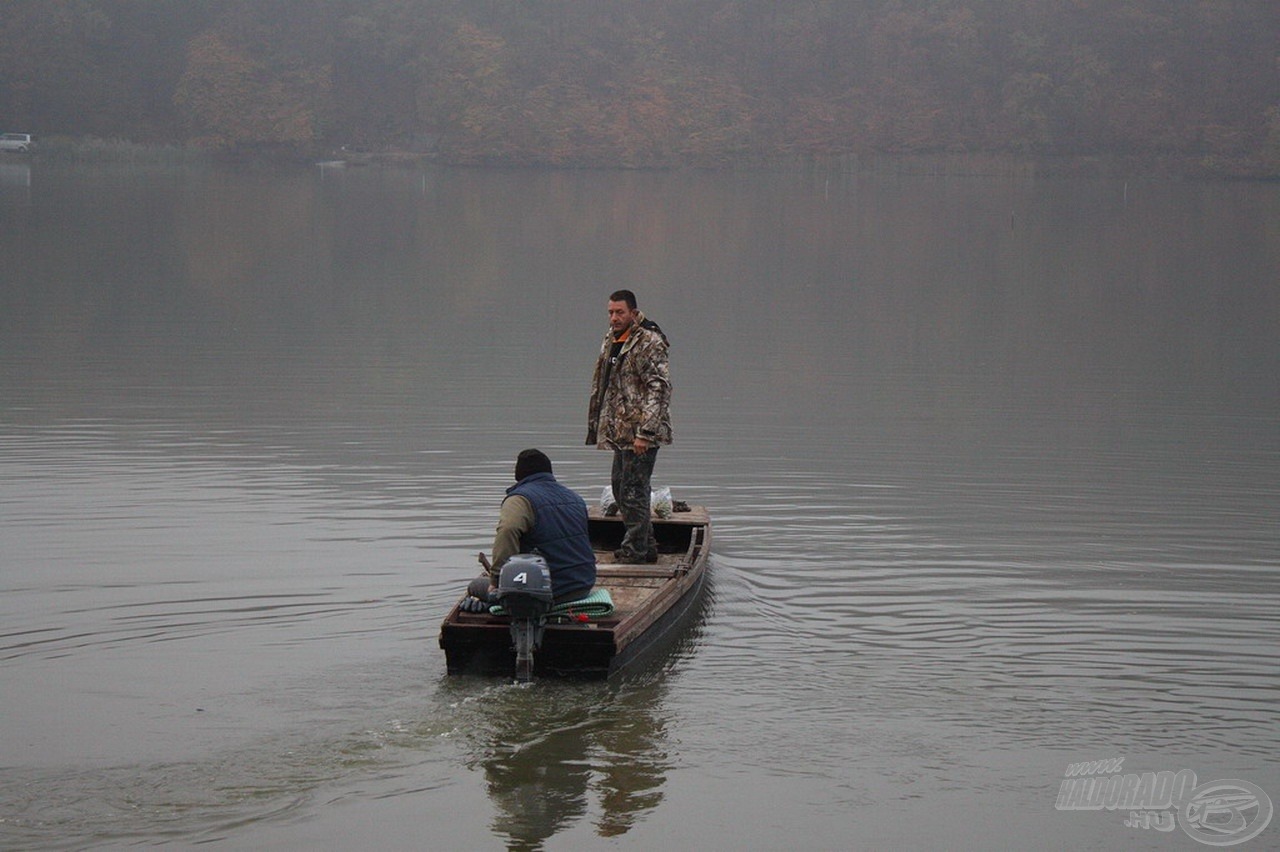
[2,0,1278,174]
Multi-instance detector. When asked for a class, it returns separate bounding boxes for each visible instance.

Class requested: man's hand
[632,437,650,454]
[460,596,491,613]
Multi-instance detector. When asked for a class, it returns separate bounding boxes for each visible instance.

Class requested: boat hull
[439,506,711,679]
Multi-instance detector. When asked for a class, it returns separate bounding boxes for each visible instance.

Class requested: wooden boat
[439,505,711,679]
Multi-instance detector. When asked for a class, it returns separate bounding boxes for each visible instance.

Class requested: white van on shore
[0,133,34,153]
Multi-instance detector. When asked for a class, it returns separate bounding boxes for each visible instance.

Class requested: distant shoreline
[21,136,1279,181]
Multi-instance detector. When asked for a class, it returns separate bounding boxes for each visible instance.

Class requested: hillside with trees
[1,0,1277,175]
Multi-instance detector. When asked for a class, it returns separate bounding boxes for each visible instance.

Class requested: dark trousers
[612,446,658,559]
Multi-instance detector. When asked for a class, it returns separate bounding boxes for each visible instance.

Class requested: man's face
[608,300,637,334]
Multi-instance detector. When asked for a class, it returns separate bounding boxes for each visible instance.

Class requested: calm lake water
[1,161,1277,850]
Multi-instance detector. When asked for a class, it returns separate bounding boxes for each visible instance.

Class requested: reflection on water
[0,161,30,188]
[1,163,1277,849]
[452,591,707,850]
[474,673,676,848]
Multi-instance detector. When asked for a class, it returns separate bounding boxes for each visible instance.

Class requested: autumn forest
[1,0,1278,175]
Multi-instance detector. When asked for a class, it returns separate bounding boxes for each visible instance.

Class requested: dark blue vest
[506,473,597,601]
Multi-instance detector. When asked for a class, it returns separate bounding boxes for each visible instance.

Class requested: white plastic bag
[600,486,618,514]
[651,486,673,518]
[600,485,673,517]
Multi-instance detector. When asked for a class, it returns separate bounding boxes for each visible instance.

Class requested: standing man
[587,290,672,563]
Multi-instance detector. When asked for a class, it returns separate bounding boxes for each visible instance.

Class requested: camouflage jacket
[586,311,673,450]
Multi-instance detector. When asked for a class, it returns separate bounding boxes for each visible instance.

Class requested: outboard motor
[495,554,554,681]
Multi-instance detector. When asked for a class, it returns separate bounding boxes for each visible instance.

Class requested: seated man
[463,449,597,611]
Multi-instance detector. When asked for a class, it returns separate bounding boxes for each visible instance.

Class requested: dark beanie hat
[514,448,553,481]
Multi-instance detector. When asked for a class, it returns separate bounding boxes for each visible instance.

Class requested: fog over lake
[1,163,1277,849]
